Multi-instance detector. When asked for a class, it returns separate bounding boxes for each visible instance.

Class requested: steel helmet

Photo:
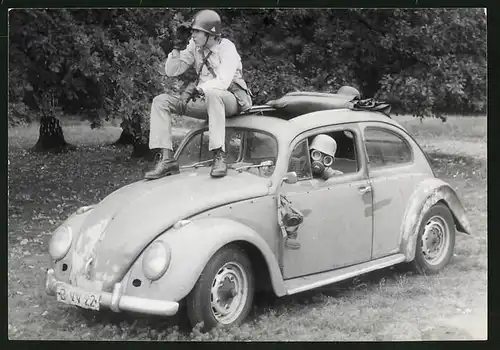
[310,134,337,157]
[337,86,361,99]
[191,10,222,36]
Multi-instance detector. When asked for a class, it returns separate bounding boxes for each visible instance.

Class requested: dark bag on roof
[351,98,391,116]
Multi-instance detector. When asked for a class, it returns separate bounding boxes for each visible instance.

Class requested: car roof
[289,109,406,134]
[225,109,406,141]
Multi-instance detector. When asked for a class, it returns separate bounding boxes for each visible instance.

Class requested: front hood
[69,168,271,290]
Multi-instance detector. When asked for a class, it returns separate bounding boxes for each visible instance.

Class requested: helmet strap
[202,33,209,49]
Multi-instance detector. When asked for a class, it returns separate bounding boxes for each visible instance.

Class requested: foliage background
[8,8,487,130]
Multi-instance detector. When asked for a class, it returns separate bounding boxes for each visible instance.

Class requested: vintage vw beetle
[45,92,471,331]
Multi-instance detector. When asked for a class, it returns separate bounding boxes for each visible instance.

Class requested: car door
[281,124,373,279]
[361,123,429,259]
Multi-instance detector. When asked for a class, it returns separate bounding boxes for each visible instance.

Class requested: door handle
[359,185,372,194]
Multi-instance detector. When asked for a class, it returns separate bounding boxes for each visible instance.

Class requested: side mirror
[283,171,298,184]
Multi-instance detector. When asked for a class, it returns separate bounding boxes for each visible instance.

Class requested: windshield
[177,128,278,178]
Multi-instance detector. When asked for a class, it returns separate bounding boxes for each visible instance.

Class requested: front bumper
[45,269,179,316]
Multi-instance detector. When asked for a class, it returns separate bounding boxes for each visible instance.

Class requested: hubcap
[420,215,450,265]
[210,262,248,324]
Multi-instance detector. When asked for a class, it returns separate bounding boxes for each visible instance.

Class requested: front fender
[125,217,285,302]
[49,209,93,274]
[400,178,472,261]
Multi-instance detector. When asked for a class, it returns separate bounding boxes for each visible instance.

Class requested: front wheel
[186,244,254,332]
[411,203,456,274]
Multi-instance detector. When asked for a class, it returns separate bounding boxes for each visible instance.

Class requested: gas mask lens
[311,150,322,161]
[323,155,333,167]
[310,150,333,167]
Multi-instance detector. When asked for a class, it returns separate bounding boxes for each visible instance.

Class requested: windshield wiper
[234,160,274,173]
[181,159,213,169]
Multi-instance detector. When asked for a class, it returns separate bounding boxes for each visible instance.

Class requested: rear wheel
[186,244,254,332]
[411,203,456,274]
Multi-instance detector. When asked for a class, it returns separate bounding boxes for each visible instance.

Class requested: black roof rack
[239,105,278,116]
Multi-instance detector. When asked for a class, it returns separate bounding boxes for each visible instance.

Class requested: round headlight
[49,226,73,261]
[142,241,171,281]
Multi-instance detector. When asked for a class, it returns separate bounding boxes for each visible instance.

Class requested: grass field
[7,115,487,341]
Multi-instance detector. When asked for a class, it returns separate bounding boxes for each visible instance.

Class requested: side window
[244,131,278,164]
[225,130,244,163]
[287,139,312,180]
[364,128,412,168]
[177,132,205,166]
[199,132,212,161]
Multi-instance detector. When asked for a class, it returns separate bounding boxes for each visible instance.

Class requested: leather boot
[210,148,227,178]
[145,153,180,180]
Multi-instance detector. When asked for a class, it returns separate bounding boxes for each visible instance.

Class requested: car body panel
[50,211,92,283]
[281,177,374,278]
[68,168,271,291]
[367,168,430,259]
[192,195,282,264]
[358,122,435,259]
[400,178,472,261]
[123,217,286,302]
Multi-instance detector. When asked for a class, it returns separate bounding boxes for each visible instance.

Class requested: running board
[284,254,406,295]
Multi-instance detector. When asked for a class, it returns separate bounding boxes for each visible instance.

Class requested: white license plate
[56,285,101,311]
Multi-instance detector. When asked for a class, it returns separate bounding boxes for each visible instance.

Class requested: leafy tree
[9,8,486,156]
[348,8,487,118]
[9,9,98,151]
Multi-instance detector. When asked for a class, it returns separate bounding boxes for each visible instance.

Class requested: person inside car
[310,134,344,180]
[145,9,252,180]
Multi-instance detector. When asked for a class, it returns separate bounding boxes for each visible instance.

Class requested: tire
[186,244,254,332]
[411,203,456,274]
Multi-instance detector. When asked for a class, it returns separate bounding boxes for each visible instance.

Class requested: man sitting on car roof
[145,9,252,180]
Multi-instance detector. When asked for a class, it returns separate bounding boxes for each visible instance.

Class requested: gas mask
[310,149,334,176]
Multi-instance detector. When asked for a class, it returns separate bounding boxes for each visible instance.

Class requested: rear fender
[400,178,472,261]
[124,217,285,302]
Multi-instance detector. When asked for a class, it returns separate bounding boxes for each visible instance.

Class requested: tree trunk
[113,119,135,146]
[131,140,154,159]
[114,117,155,160]
[130,125,155,159]
[32,116,75,153]
[127,114,156,160]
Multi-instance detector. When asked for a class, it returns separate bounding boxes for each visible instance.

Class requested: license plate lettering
[70,292,80,304]
[84,294,97,308]
[56,286,101,311]
[57,287,67,301]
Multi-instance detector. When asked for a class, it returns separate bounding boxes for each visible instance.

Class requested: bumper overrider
[45,269,179,316]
